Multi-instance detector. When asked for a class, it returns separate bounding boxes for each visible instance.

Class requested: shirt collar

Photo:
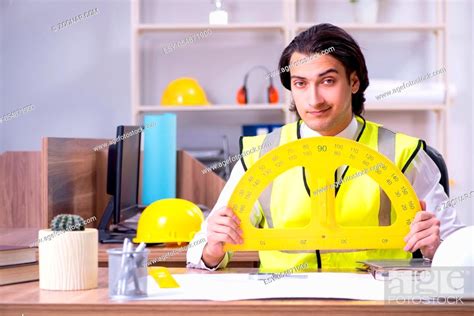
[300,115,358,140]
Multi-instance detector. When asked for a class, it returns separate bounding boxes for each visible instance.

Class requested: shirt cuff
[186,248,230,271]
[193,252,230,271]
[186,233,231,271]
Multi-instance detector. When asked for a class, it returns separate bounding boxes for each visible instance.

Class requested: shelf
[364,103,446,111]
[137,103,445,113]
[137,23,445,34]
[296,23,445,32]
[136,23,286,33]
[137,104,286,112]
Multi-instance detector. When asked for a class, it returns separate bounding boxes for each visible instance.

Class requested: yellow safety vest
[240,115,425,271]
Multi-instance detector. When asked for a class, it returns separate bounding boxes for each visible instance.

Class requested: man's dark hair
[278,23,369,118]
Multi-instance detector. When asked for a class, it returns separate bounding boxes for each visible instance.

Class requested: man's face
[289,52,360,136]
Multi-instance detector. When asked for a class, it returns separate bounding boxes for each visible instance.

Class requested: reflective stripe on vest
[377,127,396,226]
[257,128,282,229]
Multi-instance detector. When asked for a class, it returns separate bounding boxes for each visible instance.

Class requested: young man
[187,23,465,271]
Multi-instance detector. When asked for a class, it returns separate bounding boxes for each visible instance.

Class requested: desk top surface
[0,227,259,264]
[0,267,473,316]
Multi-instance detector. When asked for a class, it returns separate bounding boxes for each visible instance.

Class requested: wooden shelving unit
[131,0,449,156]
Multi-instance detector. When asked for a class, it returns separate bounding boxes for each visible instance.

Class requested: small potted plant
[350,0,379,24]
[39,214,98,290]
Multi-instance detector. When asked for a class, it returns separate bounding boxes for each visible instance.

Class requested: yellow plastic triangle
[224,137,420,252]
[149,267,180,288]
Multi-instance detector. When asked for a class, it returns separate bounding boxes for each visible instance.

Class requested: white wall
[1,0,131,152]
[0,1,4,153]
[443,0,473,226]
[470,0,474,226]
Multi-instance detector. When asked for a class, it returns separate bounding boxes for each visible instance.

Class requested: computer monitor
[99,125,145,243]
[114,125,142,223]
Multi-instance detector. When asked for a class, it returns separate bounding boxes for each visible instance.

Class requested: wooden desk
[0,268,472,316]
[98,243,259,268]
[0,228,260,268]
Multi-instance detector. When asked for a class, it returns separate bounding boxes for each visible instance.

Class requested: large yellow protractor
[224,137,420,252]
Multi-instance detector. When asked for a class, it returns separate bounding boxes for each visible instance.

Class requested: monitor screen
[114,125,142,223]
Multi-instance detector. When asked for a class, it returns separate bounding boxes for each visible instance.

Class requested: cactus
[50,214,86,231]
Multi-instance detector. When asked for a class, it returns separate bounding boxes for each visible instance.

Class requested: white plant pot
[352,0,379,24]
[39,228,98,290]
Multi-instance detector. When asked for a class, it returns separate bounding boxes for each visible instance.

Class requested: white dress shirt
[186,116,465,270]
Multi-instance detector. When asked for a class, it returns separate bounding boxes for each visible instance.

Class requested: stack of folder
[0,245,39,286]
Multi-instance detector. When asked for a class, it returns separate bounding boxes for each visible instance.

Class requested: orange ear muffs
[237,66,279,105]
[236,86,247,105]
[268,86,279,104]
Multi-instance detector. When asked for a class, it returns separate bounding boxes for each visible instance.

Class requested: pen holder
[107,248,150,299]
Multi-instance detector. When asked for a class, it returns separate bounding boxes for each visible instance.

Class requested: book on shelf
[0,245,36,267]
[0,262,39,286]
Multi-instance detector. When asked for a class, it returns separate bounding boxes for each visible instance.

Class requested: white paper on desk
[135,272,386,301]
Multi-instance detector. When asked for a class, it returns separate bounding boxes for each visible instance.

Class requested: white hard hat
[432,226,474,300]
[432,226,474,267]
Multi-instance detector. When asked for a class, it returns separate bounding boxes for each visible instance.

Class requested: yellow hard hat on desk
[133,198,204,245]
[161,77,210,106]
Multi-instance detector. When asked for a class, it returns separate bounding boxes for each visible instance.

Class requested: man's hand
[202,206,243,268]
[403,200,441,259]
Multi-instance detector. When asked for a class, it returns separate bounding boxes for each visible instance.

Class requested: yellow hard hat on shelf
[133,198,204,245]
[161,77,210,106]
